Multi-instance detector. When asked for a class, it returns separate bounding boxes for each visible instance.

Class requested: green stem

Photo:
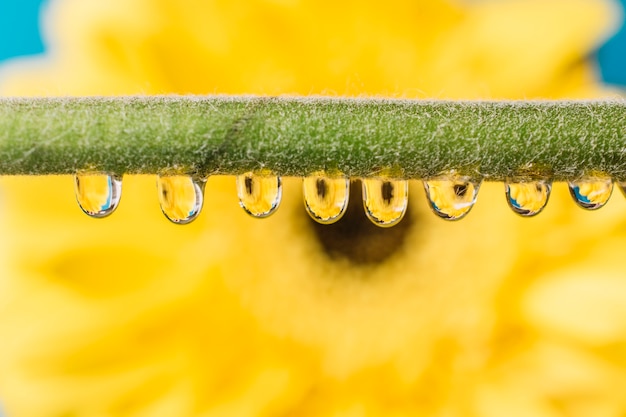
[0,96,625,180]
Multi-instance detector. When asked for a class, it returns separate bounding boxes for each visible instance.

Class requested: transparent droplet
[568,177,613,210]
[236,172,282,218]
[74,173,122,218]
[424,176,480,220]
[362,178,408,227]
[303,174,349,224]
[157,175,205,224]
[505,180,552,217]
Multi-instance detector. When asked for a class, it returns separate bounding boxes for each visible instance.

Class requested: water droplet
[362,178,408,227]
[74,173,122,218]
[505,180,552,217]
[424,176,480,220]
[303,174,349,224]
[157,175,205,224]
[568,177,613,210]
[236,172,282,218]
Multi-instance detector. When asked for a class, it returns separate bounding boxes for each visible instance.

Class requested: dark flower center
[308,180,414,265]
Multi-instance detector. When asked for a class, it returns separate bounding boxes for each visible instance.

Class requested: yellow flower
[1,1,625,416]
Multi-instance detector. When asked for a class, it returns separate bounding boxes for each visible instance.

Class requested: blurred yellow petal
[1,0,620,98]
[0,0,625,416]
[525,264,626,345]
[478,342,626,417]
[426,0,621,98]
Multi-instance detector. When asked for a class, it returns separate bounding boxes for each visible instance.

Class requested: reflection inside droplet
[568,177,613,210]
[303,173,349,224]
[505,179,551,217]
[74,173,122,218]
[423,175,480,220]
[236,172,282,218]
[362,178,408,227]
[157,175,205,224]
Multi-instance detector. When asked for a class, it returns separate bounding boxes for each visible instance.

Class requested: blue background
[0,0,46,63]
[599,0,626,86]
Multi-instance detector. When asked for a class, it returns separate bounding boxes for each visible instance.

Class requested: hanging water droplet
[423,176,480,220]
[157,175,205,224]
[568,177,613,210]
[74,173,122,218]
[505,179,552,217]
[361,178,408,227]
[303,173,349,224]
[236,172,282,218]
